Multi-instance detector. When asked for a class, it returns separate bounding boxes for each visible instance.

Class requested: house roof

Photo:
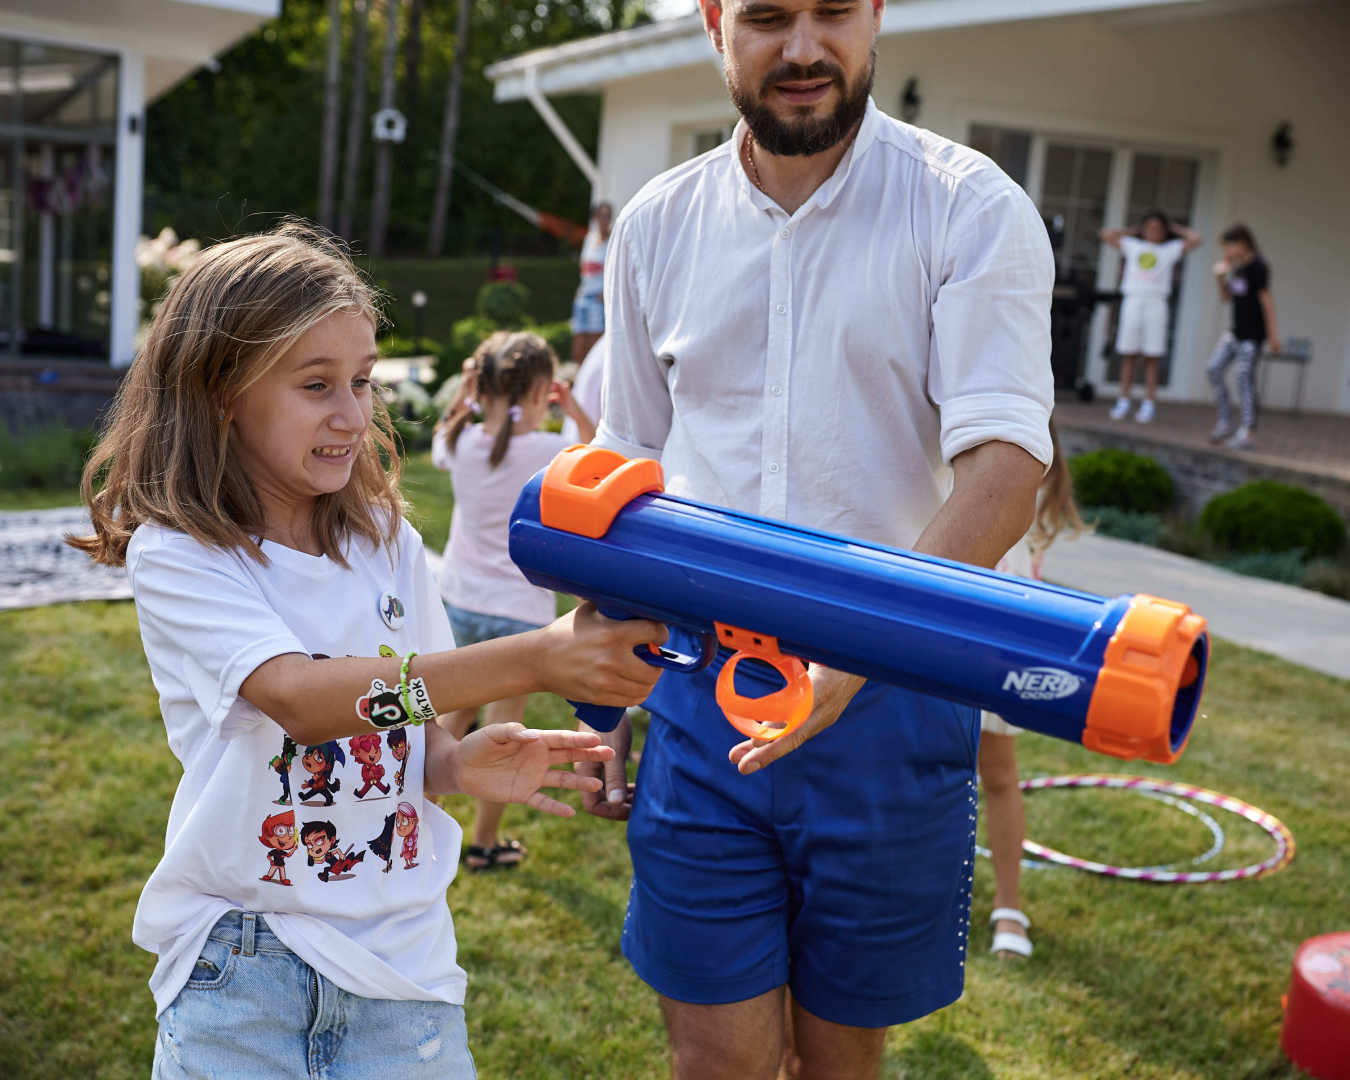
[0,0,281,100]
[485,0,1297,100]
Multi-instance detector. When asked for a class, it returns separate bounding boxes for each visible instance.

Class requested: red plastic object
[1280,932,1350,1079]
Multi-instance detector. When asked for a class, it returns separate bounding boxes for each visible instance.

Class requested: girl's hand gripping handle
[568,606,718,731]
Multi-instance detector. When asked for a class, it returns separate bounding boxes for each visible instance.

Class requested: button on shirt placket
[762,216,796,519]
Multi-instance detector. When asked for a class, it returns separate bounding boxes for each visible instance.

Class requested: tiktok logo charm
[379,592,406,631]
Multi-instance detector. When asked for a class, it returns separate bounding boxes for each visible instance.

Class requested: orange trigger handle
[713,624,813,742]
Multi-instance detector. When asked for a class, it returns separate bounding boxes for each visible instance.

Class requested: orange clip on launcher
[514,446,1208,761]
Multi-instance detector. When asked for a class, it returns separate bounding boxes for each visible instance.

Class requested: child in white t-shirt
[432,330,595,869]
[980,418,1083,961]
[70,224,663,1078]
[1099,212,1203,423]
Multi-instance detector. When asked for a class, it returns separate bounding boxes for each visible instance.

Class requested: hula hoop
[979,774,1295,883]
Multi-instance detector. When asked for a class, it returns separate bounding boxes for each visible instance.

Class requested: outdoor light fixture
[1272,122,1293,167]
[372,106,407,144]
[900,78,921,124]
[411,290,427,354]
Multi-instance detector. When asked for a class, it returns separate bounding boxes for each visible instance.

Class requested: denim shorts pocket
[183,936,238,992]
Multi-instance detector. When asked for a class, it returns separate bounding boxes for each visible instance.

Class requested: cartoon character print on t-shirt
[396,802,420,870]
[1138,251,1158,270]
[349,733,391,799]
[299,741,345,806]
[259,810,298,886]
[300,819,366,882]
[366,804,419,873]
[269,734,299,805]
[368,812,397,873]
[387,727,409,795]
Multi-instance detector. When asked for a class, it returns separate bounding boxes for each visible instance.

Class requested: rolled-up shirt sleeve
[593,221,673,461]
[929,184,1055,470]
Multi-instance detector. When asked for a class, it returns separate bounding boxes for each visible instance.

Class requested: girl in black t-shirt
[1207,224,1281,449]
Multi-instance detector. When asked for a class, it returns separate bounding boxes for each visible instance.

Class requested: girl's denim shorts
[445,603,545,647]
[153,910,476,1079]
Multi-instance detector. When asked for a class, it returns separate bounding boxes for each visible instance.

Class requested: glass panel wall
[0,38,117,359]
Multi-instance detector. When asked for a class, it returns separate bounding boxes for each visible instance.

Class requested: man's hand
[727,666,866,775]
[454,722,614,818]
[575,713,634,820]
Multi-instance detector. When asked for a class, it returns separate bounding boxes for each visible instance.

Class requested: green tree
[145,0,650,255]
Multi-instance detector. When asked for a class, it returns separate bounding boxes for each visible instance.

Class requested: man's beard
[727,47,875,157]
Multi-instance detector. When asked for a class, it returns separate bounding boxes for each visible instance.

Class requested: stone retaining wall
[1058,424,1350,523]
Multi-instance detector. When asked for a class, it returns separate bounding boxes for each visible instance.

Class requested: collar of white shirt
[735,97,881,218]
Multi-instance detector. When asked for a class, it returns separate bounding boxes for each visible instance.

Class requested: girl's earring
[218,412,225,422]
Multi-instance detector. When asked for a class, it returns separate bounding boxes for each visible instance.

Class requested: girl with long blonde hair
[71,221,661,1077]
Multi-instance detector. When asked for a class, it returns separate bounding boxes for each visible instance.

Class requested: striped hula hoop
[1010,774,1295,883]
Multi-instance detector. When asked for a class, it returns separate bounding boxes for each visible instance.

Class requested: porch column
[110,50,145,369]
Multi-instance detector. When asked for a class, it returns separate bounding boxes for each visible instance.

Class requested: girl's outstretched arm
[422,721,613,815]
[240,602,666,746]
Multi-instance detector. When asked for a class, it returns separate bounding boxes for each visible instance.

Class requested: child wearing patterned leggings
[1208,224,1280,450]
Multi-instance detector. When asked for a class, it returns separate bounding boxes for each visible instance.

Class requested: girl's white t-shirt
[126,518,466,1016]
[432,425,569,627]
[1118,236,1186,297]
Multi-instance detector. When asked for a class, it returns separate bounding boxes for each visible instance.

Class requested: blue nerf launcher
[509,447,1209,764]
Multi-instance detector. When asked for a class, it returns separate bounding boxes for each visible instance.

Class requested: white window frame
[0,23,144,366]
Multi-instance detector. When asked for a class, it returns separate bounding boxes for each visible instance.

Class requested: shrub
[379,335,443,359]
[1068,448,1175,514]
[1217,549,1308,586]
[1305,557,1350,601]
[1081,507,1162,546]
[536,320,573,363]
[0,426,96,491]
[1199,480,1347,559]
[476,281,530,328]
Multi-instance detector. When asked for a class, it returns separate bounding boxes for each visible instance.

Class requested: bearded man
[576,2,1055,1077]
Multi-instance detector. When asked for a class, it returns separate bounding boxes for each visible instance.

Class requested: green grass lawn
[2,457,1345,1078]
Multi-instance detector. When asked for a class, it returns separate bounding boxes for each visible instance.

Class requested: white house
[486,0,1350,416]
[0,0,279,367]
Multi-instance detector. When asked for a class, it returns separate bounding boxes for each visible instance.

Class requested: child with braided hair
[432,331,596,869]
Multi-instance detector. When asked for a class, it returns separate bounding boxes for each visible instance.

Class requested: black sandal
[462,839,528,871]
[489,839,528,867]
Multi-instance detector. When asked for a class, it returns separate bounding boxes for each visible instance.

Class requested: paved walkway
[1041,532,1350,680]
[0,506,132,610]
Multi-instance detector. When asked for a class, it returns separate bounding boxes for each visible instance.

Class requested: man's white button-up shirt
[594,99,1055,549]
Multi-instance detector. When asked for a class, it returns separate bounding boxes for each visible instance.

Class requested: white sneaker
[1109,397,1132,421]
[1227,427,1254,449]
[1208,423,1234,443]
[1135,400,1156,424]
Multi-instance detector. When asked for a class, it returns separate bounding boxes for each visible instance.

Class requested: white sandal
[990,907,1033,959]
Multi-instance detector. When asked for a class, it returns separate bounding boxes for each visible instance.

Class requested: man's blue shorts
[571,295,604,335]
[623,650,981,1028]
